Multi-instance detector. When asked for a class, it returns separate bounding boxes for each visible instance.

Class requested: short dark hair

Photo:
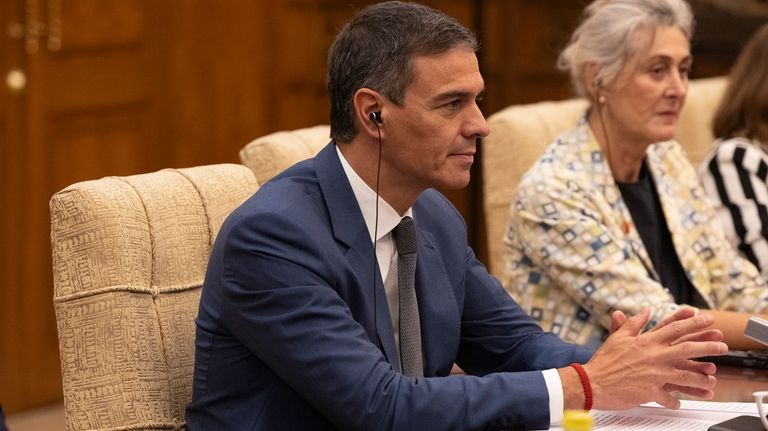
[713,22,768,144]
[327,1,478,143]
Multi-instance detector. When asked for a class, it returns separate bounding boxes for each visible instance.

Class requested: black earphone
[369,108,383,349]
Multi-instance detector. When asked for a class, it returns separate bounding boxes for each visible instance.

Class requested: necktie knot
[393,216,416,255]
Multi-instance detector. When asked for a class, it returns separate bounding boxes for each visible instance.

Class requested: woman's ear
[585,63,602,102]
[353,88,384,138]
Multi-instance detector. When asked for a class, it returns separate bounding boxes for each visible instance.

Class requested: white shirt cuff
[542,368,564,425]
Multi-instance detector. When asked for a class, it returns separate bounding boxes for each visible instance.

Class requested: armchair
[50,164,257,430]
[239,125,330,184]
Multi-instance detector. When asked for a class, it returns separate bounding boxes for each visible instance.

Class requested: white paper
[545,401,760,431]
[643,400,759,413]
[591,411,719,430]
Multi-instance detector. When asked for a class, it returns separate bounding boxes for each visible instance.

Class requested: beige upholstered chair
[50,164,257,431]
[482,76,727,278]
[240,125,330,184]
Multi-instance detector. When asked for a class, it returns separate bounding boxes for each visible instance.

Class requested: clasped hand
[586,307,727,410]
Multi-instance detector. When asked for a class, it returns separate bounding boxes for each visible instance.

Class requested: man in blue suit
[186,2,728,429]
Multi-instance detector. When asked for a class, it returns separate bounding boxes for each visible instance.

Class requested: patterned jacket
[502,117,768,347]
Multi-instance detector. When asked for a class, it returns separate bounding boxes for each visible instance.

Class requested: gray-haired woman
[503,0,768,350]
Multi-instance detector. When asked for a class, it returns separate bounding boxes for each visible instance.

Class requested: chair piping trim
[115,175,156,291]
[151,169,196,422]
[53,282,202,303]
[173,168,215,248]
[81,421,185,431]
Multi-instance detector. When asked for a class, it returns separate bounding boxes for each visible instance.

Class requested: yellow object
[563,410,593,431]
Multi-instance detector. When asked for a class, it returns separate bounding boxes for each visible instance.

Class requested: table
[708,364,768,402]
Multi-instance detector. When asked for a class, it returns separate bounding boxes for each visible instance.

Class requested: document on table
[546,400,759,431]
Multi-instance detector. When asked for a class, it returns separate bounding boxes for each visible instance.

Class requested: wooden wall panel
[57,0,145,49]
[481,0,587,114]
[1,0,35,415]
[165,1,275,168]
[47,110,159,192]
[269,1,347,131]
[1,0,166,414]
[46,52,151,111]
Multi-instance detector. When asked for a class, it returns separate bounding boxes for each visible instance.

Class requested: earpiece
[369,108,383,346]
[595,78,605,104]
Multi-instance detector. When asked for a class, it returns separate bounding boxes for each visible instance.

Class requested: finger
[664,340,728,362]
[670,329,724,345]
[653,391,681,410]
[613,307,650,337]
[610,310,627,335]
[663,383,715,400]
[650,308,696,332]
[661,368,717,393]
[650,313,715,344]
[677,359,717,376]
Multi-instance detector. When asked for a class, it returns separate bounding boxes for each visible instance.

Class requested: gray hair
[327,1,478,143]
[558,0,694,99]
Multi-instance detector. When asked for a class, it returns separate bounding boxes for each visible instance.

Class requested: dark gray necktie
[392,216,423,377]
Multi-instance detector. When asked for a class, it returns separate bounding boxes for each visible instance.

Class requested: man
[186,2,727,430]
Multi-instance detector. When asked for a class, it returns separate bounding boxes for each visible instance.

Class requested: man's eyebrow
[432,87,486,102]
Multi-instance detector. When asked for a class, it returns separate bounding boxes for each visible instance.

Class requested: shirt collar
[335,144,413,243]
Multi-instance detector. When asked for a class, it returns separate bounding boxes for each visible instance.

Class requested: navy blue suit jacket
[186,143,592,430]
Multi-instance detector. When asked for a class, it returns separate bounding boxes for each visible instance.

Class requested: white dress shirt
[335,145,564,425]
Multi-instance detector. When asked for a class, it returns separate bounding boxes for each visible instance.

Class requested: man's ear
[353,88,384,138]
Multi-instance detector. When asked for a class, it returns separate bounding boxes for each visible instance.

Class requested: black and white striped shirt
[699,138,768,274]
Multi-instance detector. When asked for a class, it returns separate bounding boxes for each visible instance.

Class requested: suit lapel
[412,210,461,375]
[314,143,400,370]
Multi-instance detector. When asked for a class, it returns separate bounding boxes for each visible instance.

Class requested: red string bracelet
[570,363,593,411]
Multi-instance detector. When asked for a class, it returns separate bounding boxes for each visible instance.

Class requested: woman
[502,0,768,350]
[700,23,768,275]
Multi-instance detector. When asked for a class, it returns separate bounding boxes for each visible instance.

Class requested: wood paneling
[690,1,766,78]
[480,0,587,114]
[1,0,33,415]
[2,0,165,414]
[165,1,274,167]
[58,0,145,49]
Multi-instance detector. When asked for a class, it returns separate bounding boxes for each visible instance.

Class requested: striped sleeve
[701,139,768,274]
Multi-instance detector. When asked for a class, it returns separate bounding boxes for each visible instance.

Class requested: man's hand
[609,308,705,336]
[575,308,727,410]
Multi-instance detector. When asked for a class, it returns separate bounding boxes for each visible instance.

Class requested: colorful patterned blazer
[502,117,768,347]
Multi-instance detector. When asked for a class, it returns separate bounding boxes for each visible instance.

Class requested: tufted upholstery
[50,164,258,431]
[482,76,727,278]
[239,125,330,184]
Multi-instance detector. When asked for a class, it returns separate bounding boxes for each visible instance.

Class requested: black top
[617,162,695,305]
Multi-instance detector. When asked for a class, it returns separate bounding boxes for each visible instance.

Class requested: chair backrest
[50,164,257,431]
[240,125,331,184]
[482,76,727,278]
